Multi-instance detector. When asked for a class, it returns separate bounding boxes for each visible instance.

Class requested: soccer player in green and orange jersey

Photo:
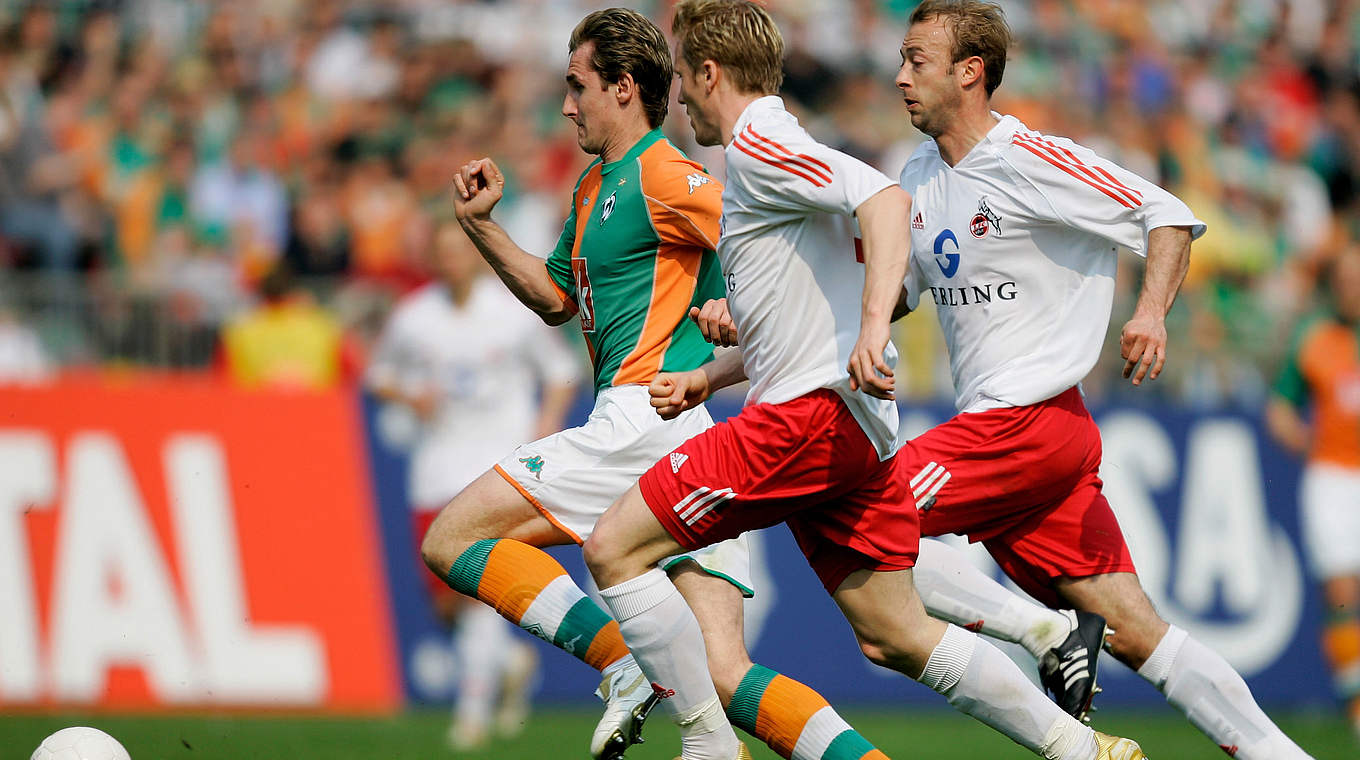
[420,9,890,760]
[1269,246,1360,743]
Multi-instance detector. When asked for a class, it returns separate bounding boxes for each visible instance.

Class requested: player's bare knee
[855,634,923,675]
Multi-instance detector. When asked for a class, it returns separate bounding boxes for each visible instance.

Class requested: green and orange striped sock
[728,664,889,760]
[446,538,630,672]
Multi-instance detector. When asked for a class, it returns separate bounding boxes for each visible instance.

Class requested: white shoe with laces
[591,657,660,760]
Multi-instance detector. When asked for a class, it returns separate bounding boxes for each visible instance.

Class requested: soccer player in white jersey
[887,2,1315,758]
[584,3,1143,759]
[368,220,577,749]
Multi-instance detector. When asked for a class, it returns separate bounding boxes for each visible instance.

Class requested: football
[31,727,131,760]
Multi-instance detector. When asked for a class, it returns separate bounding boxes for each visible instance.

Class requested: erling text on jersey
[926,281,1018,308]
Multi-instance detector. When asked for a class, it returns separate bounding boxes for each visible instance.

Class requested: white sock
[599,568,738,760]
[915,538,1073,657]
[918,624,1096,760]
[1138,626,1313,760]
[454,602,509,731]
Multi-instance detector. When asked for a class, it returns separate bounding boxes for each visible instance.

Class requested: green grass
[2,707,1354,759]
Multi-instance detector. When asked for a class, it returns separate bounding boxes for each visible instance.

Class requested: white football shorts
[495,384,753,596]
[1299,462,1360,579]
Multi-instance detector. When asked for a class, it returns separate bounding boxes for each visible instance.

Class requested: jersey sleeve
[365,302,419,393]
[1272,321,1316,409]
[640,159,723,251]
[1003,132,1206,256]
[903,247,925,313]
[728,117,895,217]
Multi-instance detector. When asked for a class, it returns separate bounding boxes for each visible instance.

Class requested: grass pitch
[2,707,1353,759]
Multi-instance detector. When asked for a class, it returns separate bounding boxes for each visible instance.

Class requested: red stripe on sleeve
[742,126,834,183]
[1017,135,1142,209]
[1035,136,1143,202]
[733,137,828,187]
[1011,137,1136,209]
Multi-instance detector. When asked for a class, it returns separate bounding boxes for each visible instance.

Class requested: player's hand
[649,369,711,420]
[690,299,738,346]
[1120,311,1167,386]
[847,321,895,400]
[451,158,505,222]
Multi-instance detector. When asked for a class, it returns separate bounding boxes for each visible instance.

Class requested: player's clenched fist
[649,368,711,420]
[451,157,506,222]
[690,299,738,346]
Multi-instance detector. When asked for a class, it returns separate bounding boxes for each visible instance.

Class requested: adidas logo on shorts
[670,452,689,473]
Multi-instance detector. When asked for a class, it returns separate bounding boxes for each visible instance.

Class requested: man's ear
[614,71,637,107]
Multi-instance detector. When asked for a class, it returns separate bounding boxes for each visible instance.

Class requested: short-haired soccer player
[879,2,1313,758]
[583,2,1143,759]
[424,8,890,760]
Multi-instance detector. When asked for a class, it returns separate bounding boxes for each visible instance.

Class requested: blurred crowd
[0,0,1355,409]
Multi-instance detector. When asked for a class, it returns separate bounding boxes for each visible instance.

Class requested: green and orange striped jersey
[1274,313,1360,468]
[546,129,726,393]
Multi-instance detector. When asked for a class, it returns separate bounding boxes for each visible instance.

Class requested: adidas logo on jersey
[670,452,689,473]
[912,212,925,230]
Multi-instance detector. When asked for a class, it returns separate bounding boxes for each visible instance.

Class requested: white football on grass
[31,726,131,760]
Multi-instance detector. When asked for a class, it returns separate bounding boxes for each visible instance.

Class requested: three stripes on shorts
[909,461,951,511]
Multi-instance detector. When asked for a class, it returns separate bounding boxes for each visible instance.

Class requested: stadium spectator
[220,263,358,389]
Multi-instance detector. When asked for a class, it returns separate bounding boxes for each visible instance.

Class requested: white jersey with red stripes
[720,96,900,458]
[899,113,1205,413]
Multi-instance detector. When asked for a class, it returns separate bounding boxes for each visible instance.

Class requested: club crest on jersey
[970,197,1002,238]
[685,173,711,194]
[600,192,617,224]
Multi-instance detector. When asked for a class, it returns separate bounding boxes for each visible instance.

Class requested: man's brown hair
[569,8,672,128]
[909,0,1011,97]
[672,0,784,96]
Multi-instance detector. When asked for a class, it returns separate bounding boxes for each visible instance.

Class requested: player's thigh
[421,467,574,571]
[584,482,688,587]
[1054,571,1168,669]
[1300,463,1360,584]
[670,560,751,704]
[831,567,948,677]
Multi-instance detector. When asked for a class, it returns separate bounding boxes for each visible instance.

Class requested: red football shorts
[639,389,918,594]
[899,386,1135,607]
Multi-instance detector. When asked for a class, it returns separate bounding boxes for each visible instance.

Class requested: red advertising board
[0,376,399,712]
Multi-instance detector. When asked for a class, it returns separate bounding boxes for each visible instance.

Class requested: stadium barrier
[0,378,1331,711]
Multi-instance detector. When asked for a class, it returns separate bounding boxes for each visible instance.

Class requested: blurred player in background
[367,219,579,750]
[585,2,1143,759]
[421,9,893,760]
[1268,245,1360,744]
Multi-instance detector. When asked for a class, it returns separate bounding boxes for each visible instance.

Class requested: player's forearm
[458,216,574,325]
[855,187,913,326]
[700,348,747,393]
[1134,226,1192,318]
[1265,397,1311,456]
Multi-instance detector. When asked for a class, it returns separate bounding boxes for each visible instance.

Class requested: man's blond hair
[672,0,783,96]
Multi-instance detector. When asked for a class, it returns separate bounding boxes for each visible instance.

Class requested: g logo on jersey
[933,229,960,278]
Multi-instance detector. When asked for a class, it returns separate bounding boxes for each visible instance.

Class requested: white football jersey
[367,277,580,507]
[900,114,1206,413]
[721,96,900,458]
